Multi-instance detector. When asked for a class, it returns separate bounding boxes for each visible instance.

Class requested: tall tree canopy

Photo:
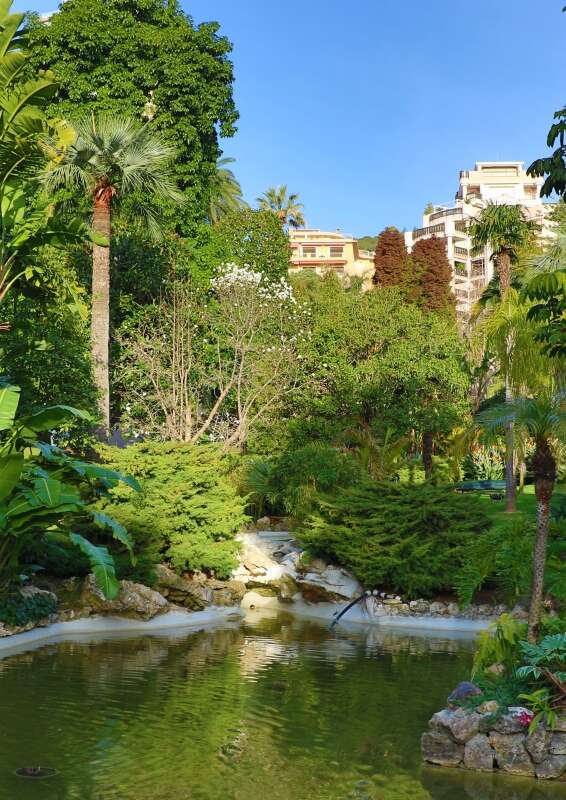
[26,0,238,232]
[372,227,409,288]
[257,185,305,229]
[411,235,455,313]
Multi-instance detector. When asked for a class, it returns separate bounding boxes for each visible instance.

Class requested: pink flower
[517,710,535,727]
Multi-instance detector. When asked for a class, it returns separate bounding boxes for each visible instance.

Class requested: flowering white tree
[116,264,311,447]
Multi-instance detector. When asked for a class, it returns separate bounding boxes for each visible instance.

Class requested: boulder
[421,731,464,767]
[463,734,495,771]
[535,754,566,780]
[494,708,531,735]
[80,575,169,620]
[154,565,210,610]
[489,732,534,776]
[448,709,482,743]
[240,541,278,576]
[270,575,300,603]
[550,733,566,755]
[255,516,271,529]
[296,566,362,603]
[447,682,482,708]
[526,725,550,763]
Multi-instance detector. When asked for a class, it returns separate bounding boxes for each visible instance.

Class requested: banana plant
[0,381,139,598]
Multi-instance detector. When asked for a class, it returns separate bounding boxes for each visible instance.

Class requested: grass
[476,483,565,524]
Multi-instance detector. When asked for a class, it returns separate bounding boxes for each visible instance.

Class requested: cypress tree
[372,227,409,287]
[411,236,455,313]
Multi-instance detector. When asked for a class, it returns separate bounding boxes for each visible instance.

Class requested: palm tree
[208,157,247,224]
[470,204,539,512]
[257,185,305,228]
[41,114,183,434]
[477,394,565,642]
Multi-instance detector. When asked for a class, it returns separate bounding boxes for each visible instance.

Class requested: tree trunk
[527,442,557,643]
[497,250,512,295]
[422,430,433,480]
[91,198,111,435]
[504,378,516,513]
[527,484,553,643]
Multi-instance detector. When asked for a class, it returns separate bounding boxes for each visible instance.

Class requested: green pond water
[1,611,566,800]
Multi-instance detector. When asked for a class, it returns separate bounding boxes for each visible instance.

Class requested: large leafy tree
[477,395,565,642]
[203,208,292,282]
[26,0,238,232]
[469,203,538,512]
[257,185,305,229]
[42,114,182,434]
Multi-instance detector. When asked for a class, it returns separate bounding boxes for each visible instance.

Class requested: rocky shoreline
[422,684,566,781]
[0,529,518,641]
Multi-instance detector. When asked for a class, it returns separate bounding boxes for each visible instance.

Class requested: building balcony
[429,207,461,222]
[413,223,445,239]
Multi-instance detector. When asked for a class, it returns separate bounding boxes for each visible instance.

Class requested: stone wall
[422,699,566,781]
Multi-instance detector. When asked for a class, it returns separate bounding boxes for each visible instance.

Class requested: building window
[302,245,317,258]
[471,259,485,277]
[329,246,344,258]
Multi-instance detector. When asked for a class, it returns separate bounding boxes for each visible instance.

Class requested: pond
[0,611,563,800]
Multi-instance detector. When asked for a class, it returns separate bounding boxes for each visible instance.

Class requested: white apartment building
[404,161,555,317]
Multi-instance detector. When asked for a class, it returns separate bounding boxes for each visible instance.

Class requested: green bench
[457,480,506,500]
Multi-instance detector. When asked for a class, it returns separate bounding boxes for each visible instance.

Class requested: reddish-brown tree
[372,227,410,287]
[411,236,455,313]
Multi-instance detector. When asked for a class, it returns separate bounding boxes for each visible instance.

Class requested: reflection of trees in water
[0,617,486,800]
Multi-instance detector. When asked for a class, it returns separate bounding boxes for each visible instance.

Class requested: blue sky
[15,0,566,236]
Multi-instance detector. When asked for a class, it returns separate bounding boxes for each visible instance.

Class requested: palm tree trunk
[91,197,111,435]
[527,483,553,643]
[527,442,557,643]
[422,430,433,480]
[504,378,516,513]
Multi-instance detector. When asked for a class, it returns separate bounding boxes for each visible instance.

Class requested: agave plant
[0,382,139,598]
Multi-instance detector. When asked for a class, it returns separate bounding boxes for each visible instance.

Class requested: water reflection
[0,613,561,800]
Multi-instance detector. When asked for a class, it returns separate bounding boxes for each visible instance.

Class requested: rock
[421,731,464,767]
[494,708,532,735]
[464,734,495,771]
[447,602,460,616]
[154,565,210,610]
[80,575,169,620]
[430,709,456,732]
[526,726,551,763]
[19,585,58,604]
[489,733,534,776]
[269,575,299,603]
[429,602,446,615]
[409,599,430,614]
[550,733,566,755]
[448,709,482,743]
[485,663,505,677]
[296,566,362,602]
[255,516,271,529]
[554,716,566,732]
[205,579,246,607]
[447,681,482,708]
[510,604,529,620]
[478,701,499,714]
[240,541,278,576]
[535,754,566,779]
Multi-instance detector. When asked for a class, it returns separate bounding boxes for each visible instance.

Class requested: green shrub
[456,518,566,607]
[0,592,57,627]
[94,443,248,579]
[297,482,490,597]
[472,614,528,678]
[241,443,361,521]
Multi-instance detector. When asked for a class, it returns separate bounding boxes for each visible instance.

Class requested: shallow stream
[1,611,564,800]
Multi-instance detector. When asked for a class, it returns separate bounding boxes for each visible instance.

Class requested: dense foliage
[297,482,491,597]
[94,443,248,578]
[372,227,409,288]
[411,235,454,313]
[0,590,57,627]
[27,0,238,232]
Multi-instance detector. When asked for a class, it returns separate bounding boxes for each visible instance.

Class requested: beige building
[289,229,374,286]
[404,161,555,317]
